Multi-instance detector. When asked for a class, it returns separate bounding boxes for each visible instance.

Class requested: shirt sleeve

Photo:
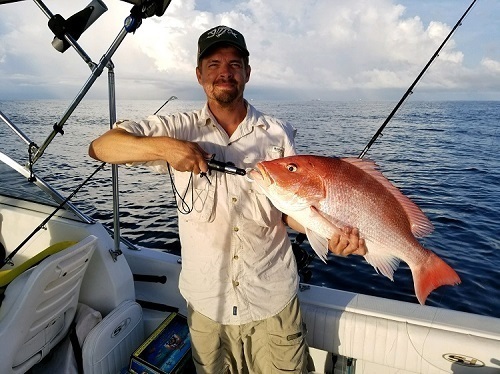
[113,116,173,174]
[282,120,297,157]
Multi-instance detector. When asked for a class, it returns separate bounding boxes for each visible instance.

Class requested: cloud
[482,57,500,73]
[0,0,498,100]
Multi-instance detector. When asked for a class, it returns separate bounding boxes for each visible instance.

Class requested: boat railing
[0,151,93,224]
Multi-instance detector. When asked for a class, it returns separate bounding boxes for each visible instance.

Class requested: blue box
[129,313,192,374]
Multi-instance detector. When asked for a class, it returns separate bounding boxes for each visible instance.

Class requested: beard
[214,90,239,104]
[211,80,242,105]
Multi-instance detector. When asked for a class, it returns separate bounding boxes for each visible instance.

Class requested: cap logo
[206,26,239,40]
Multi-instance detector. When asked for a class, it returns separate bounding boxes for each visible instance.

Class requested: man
[89,25,366,373]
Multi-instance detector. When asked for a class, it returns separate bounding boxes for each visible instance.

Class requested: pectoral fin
[305,228,329,263]
[303,206,344,263]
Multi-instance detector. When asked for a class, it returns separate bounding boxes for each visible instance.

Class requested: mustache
[214,78,238,85]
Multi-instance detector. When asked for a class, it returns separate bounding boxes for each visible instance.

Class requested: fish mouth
[246,163,273,187]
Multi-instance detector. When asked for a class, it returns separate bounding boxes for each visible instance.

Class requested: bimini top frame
[0,0,172,253]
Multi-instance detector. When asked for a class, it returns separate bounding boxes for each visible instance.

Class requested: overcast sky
[0,0,499,101]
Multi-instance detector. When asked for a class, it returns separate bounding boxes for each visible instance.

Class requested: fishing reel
[292,233,313,283]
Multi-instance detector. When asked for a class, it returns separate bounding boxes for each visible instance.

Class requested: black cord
[166,163,197,215]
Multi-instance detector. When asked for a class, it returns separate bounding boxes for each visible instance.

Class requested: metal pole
[31,26,130,165]
[0,110,32,146]
[107,62,122,254]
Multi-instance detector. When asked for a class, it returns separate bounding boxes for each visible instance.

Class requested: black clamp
[126,0,172,33]
[53,123,65,135]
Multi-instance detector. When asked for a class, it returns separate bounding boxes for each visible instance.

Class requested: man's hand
[328,227,367,257]
[166,139,211,175]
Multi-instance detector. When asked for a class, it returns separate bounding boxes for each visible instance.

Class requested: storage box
[129,313,192,374]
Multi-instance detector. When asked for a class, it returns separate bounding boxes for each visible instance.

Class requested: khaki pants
[187,296,311,373]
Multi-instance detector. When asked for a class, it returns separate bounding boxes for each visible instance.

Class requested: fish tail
[412,251,461,305]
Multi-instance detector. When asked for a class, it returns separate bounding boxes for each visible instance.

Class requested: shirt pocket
[239,149,284,228]
[243,186,282,227]
[174,171,216,223]
[266,145,285,160]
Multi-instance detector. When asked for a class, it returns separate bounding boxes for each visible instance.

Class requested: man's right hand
[166,138,211,174]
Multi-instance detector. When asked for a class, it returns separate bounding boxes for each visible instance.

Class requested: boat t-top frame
[0,0,172,254]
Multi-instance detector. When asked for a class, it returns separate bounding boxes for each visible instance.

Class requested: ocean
[1,99,499,318]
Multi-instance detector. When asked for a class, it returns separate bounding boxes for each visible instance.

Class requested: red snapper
[249,155,461,305]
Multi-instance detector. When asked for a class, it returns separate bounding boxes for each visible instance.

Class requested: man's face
[196,46,251,105]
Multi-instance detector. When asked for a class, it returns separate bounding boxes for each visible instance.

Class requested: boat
[1,1,499,373]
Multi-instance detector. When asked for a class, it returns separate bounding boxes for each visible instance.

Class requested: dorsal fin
[341,158,434,237]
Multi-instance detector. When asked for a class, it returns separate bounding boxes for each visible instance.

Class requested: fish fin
[305,228,329,263]
[341,158,434,238]
[363,251,400,281]
[411,251,461,305]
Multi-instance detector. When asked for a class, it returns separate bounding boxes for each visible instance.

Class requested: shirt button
[233,281,240,287]
[232,197,237,203]
[233,255,239,260]
[233,227,239,232]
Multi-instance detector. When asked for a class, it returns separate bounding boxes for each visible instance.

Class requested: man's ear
[196,66,202,84]
[246,65,251,83]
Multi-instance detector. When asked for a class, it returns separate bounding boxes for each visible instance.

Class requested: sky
[0,0,499,101]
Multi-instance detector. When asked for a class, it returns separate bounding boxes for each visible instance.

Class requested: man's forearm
[282,214,306,234]
[89,128,170,164]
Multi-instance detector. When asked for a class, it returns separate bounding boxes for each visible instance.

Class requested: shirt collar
[199,100,269,131]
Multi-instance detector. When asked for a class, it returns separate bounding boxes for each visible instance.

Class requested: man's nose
[218,63,234,77]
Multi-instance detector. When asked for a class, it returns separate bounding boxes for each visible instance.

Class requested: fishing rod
[1,162,106,269]
[358,0,477,159]
[154,95,178,115]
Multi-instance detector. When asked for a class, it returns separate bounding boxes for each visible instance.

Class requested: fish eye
[286,163,298,172]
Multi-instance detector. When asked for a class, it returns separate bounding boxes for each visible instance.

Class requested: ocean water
[1,99,499,318]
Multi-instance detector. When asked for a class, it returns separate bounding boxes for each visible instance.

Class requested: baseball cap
[197,25,249,61]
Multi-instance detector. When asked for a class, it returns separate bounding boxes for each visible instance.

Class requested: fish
[248,155,461,305]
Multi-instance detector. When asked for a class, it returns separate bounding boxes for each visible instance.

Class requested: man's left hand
[328,227,367,257]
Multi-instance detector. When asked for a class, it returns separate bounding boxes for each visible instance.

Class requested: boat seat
[0,240,77,289]
[0,235,97,374]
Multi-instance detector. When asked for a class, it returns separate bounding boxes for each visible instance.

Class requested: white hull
[1,193,499,373]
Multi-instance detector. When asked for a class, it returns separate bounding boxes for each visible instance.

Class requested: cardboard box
[129,313,192,374]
